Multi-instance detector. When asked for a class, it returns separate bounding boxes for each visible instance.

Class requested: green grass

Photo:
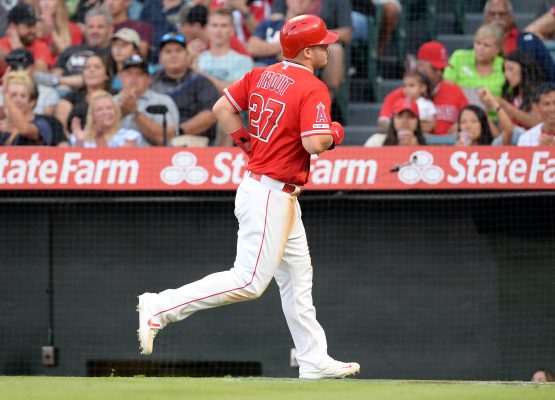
[1,377,554,400]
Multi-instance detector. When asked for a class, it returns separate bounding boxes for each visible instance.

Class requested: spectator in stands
[401,71,436,134]
[494,50,544,144]
[444,23,506,103]
[151,33,219,146]
[104,0,153,58]
[455,105,499,146]
[0,71,66,146]
[53,6,113,78]
[531,368,555,382]
[483,0,518,56]
[481,0,554,83]
[518,83,555,146]
[378,41,468,135]
[34,0,84,61]
[140,0,185,64]
[365,97,426,147]
[69,89,142,147]
[178,4,249,61]
[475,87,514,145]
[109,27,142,91]
[73,0,102,23]
[272,0,352,111]
[116,54,180,146]
[351,0,400,57]
[195,8,253,92]
[0,1,10,38]
[0,3,54,73]
[246,0,313,66]
[55,54,112,134]
[524,3,555,40]
[150,33,190,95]
[210,0,269,45]
[0,49,59,117]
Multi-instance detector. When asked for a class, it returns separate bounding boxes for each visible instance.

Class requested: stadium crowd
[0,0,554,148]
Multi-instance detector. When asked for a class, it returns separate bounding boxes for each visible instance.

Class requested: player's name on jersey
[255,71,295,95]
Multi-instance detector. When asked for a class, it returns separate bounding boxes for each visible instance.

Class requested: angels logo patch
[315,102,328,123]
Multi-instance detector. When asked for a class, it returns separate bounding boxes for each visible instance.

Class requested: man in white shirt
[195,8,253,93]
[116,54,180,146]
[517,83,555,146]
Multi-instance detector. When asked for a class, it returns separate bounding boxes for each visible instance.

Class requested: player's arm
[302,135,332,154]
[213,95,250,154]
[302,122,344,154]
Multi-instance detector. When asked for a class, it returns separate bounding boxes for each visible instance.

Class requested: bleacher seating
[346,0,538,146]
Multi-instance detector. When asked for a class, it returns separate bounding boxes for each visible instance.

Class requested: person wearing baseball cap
[115,54,181,146]
[151,31,220,145]
[110,28,142,91]
[378,40,468,136]
[0,3,54,72]
[367,97,426,147]
[151,32,190,95]
[112,28,141,50]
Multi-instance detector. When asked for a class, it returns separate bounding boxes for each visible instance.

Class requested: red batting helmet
[280,14,339,59]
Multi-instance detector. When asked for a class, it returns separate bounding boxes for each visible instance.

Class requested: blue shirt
[252,19,285,66]
[140,0,184,63]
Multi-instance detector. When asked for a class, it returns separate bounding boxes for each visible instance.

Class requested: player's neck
[285,59,314,73]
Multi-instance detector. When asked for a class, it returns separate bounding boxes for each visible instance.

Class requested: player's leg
[274,200,360,379]
[138,177,296,354]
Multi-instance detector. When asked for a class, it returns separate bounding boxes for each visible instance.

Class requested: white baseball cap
[111,28,141,49]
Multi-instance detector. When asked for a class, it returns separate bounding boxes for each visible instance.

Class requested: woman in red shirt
[35,0,83,62]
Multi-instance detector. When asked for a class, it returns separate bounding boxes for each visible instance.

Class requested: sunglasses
[161,32,186,45]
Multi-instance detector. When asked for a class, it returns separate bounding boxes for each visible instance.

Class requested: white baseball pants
[147,175,333,374]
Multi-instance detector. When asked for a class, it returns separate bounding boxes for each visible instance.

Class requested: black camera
[5,49,34,70]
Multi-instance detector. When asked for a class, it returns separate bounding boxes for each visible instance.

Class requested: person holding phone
[365,97,426,147]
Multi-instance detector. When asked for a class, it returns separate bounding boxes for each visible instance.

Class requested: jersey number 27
[248,93,285,142]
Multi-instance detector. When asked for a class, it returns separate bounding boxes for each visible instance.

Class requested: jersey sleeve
[299,86,332,138]
[223,69,254,112]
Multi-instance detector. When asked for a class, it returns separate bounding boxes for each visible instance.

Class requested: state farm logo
[397,150,445,185]
[160,151,209,185]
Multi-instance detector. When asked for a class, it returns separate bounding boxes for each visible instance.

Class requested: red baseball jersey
[224,61,332,186]
[380,82,468,135]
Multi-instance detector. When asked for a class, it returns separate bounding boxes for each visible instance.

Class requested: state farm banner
[0,147,554,190]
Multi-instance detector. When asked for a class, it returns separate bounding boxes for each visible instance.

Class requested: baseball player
[137,14,360,380]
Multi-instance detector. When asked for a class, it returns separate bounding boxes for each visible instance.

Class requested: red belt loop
[248,172,303,196]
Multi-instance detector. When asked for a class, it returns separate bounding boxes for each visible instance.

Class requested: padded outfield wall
[1,190,554,380]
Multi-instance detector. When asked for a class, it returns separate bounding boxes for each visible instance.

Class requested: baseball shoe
[299,360,360,379]
[136,292,161,355]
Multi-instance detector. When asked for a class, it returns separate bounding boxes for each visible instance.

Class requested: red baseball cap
[392,97,419,117]
[417,41,449,70]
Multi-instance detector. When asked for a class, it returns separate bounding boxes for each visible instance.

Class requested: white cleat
[299,360,360,379]
[136,292,161,355]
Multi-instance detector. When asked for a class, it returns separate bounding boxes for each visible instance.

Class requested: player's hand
[331,121,344,145]
[230,126,251,156]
